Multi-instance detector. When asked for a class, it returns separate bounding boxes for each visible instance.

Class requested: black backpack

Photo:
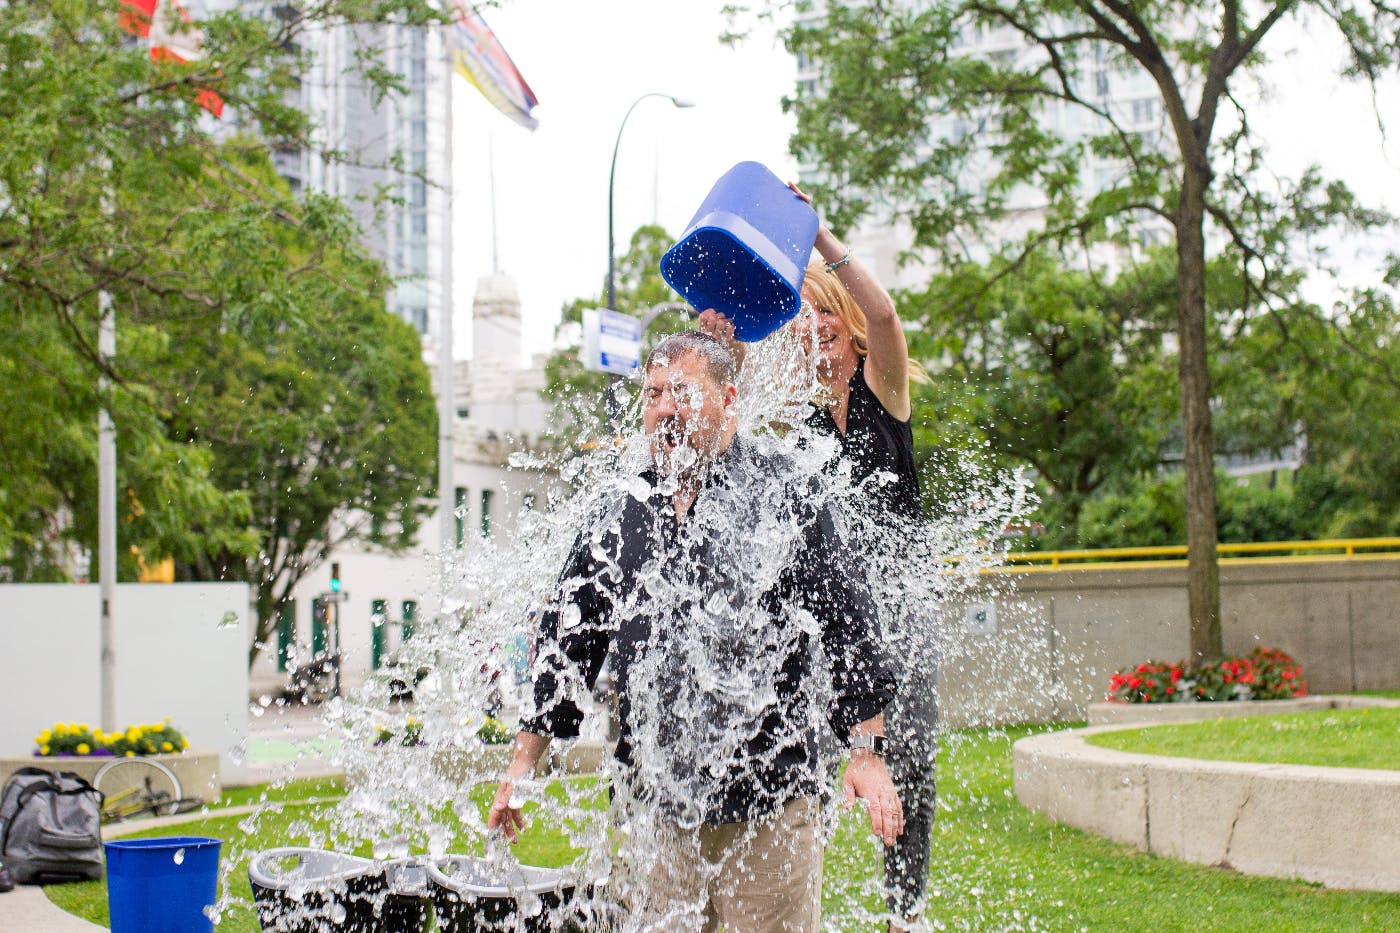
[0,767,104,884]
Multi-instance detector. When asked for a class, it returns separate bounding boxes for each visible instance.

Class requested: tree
[144,150,436,669]
[905,248,1178,536]
[0,0,443,663]
[784,0,1400,661]
[544,224,691,439]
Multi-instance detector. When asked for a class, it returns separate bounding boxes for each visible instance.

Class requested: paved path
[0,885,105,932]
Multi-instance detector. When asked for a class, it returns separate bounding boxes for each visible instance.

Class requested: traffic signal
[330,562,342,593]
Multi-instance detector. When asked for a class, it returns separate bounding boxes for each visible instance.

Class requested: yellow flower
[37,729,53,744]
[126,727,141,742]
[161,742,174,753]
[39,744,50,755]
[54,723,68,737]
[125,750,135,757]
[76,743,90,755]
[78,722,89,732]
[181,738,190,749]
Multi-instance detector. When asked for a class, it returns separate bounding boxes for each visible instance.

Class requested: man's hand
[485,731,551,842]
[486,777,527,842]
[843,750,904,847]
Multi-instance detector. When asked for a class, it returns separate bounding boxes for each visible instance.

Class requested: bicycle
[92,757,205,823]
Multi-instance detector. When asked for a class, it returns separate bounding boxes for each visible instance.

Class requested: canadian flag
[119,0,224,117]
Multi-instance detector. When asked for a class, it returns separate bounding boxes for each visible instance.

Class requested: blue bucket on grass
[660,161,819,342]
[105,836,222,933]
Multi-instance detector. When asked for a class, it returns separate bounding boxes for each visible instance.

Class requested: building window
[455,486,467,548]
[480,489,493,537]
[370,599,388,669]
[276,602,296,672]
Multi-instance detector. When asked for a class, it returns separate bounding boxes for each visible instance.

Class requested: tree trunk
[1175,161,1223,663]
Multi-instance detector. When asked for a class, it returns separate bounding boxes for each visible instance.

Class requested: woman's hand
[787,180,814,208]
[697,308,738,344]
[696,308,747,368]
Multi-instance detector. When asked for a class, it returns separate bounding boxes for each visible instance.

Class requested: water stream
[224,319,1060,932]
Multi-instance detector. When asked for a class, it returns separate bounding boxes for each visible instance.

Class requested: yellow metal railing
[1003,537,1400,571]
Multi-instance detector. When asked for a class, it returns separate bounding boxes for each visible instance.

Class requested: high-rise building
[267,13,452,344]
[793,1,1172,290]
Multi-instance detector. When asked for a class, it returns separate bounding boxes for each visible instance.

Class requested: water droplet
[217,611,239,629]
[173,848,185,865]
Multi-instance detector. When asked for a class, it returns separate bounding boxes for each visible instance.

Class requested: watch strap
[849,734,888,757]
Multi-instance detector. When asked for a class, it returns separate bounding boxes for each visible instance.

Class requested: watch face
[853,734,889,756]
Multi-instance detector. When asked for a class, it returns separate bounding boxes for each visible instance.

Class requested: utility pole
[98,291,117,732]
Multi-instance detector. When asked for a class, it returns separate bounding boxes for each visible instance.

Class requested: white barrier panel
[0,583,251,785]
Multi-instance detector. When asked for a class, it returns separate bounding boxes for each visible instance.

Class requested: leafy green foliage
[905,249,1177,529]
[0,0,442,669]
[544,224,690,437]
[785,0,1400,658]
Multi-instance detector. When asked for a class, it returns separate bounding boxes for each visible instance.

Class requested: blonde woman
[698,184,936,933]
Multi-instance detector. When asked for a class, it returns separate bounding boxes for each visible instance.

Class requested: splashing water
[220,317,1062,932]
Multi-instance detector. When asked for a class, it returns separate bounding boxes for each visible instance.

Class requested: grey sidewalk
[0,884,104,932]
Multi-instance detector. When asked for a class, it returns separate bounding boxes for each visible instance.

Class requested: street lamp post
[605,94,693,419]
[607,93,694,314]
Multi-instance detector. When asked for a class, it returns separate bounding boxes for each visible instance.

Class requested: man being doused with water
[488,331,902,932]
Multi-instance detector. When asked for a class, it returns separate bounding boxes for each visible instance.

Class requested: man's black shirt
[521,437,895,825]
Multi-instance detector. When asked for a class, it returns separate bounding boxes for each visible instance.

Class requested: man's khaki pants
[633,796,823,933]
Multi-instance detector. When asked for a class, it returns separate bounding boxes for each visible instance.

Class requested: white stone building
[249,273,564,698]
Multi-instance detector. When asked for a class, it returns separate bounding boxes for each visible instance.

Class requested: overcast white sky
[445,2,1400,361]
[448,1,798,360]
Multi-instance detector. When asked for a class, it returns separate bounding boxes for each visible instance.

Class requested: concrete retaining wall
[1013,699,1400,891]
[938,558,1400,727]
[0,752,222,801]
[1086,695,1400,726]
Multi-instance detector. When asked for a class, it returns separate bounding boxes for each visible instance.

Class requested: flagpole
[98,290,117,732]
[438,30,456,551]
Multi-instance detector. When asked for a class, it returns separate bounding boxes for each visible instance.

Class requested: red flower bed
[1107,647,1307,703]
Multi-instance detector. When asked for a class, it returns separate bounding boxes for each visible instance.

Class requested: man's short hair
[645,331,737,386]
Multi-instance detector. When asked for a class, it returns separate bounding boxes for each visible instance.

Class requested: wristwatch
[849,734,889,758]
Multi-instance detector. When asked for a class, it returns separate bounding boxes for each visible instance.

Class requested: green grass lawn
[1087,706,1400,770]
[48,727,1400,931]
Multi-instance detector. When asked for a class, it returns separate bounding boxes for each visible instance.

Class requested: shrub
[34,720,189,757]
[1108,661,1187,703]
[1190,655,1257,701]
[1106,648,1307,703]
[1245,647,1308,699]
[477,717,512,745]
[374,717,425,747]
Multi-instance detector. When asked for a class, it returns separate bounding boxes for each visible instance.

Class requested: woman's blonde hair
[802,261,929,384]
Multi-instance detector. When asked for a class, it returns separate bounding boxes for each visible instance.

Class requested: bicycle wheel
[155,796,207,817]
[94,758,182,820]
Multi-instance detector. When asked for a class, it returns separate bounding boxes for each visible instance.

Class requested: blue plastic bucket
[660,161,819,342]
[105,836,222,933]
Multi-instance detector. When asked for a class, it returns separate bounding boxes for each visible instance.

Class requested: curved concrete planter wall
[1014,699,1400,892]
[0,752,222,800]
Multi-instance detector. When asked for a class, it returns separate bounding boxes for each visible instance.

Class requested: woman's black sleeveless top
[807,359,924,523]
